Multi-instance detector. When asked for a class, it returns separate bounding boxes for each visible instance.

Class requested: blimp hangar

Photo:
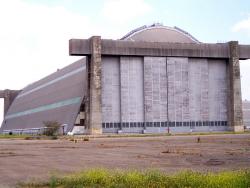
[1,24,250,135]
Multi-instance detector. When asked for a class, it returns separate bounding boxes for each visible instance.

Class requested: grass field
[103,130,250,138]
[1,130,249,140]
[0,134,59,140]
[0,134,29,139]
[20,169,250,188]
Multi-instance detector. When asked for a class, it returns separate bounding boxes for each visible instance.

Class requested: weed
[20,169,250,188]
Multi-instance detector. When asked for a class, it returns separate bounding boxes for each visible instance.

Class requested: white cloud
[232,17,250,35]
[101,0,152,23]
[0,0,94,87]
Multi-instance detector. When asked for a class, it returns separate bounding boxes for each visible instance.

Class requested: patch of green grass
[0,134,30,139]
[173,131,250,136]
[101,131,250,139]
[0,134,59,140]
[19,169,250,188]
[105,133,171,138]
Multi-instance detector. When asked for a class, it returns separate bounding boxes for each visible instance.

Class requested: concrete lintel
[0,89,20,98]
[69,39,90,56]
[69,38,250,59]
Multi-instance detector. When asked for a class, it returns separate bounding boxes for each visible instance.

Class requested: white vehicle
[67,126,85,135]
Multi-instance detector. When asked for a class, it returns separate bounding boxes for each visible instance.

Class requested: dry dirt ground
[0,134,250,187]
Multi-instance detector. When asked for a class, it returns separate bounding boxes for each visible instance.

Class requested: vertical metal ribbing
[142,57,146,130]
[118,56,122,130]
[166,58,169,132]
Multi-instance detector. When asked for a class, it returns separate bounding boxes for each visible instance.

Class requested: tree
[43,121,61,136]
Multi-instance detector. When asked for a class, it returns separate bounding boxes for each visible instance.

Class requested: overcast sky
[0,0,250,124]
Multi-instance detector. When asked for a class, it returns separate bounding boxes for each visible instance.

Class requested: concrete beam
[239,45,250,60]
[0,89,20,117]
[228,41,244,132]
[0,90,4,98]
[69,39,250,59]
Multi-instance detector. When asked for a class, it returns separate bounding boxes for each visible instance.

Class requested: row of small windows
[102,121,228,129]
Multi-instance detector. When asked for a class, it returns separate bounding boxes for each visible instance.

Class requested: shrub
[83,136,89,141]
[50,136,58,140]
[24,136,32,140]
[43,121,61,136]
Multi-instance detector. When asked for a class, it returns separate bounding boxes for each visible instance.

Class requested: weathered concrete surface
[69,39,250,59]
[86,36,102,134]
[0,89,20,116]
[228,41,244,132]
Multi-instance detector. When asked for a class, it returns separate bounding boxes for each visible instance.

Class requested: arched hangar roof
[121,23,200,43]
[0,58,86,133]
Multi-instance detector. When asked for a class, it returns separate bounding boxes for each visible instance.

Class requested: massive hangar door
[167,57,228,132]
[101,56,144,133]
[101,56,228,133]
[144,57,167,129]
[120,57,144,132]
[101,57,121,132]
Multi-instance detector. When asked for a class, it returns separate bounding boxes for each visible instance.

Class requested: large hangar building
[1,24,250,134]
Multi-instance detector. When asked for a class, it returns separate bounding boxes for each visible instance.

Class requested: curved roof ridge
[120,24,148,40]
[120,23,200,43]
[173,26,200,43]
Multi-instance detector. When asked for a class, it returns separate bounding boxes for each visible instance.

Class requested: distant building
[243,100,250,128]
[1,24,250,134]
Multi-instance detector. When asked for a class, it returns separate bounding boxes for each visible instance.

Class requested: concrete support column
[86,36,102,134]
[228,41,244,132]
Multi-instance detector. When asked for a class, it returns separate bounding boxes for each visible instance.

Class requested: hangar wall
[101,56,228,133]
